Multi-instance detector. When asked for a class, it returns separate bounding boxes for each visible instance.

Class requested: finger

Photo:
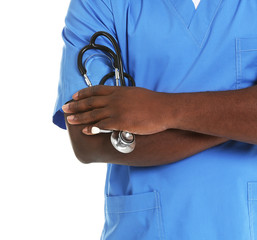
[62,96,108,113]
[82,119,120,135]
[81,126,112,135]
[72,85,116,100]
[66,109,110,125]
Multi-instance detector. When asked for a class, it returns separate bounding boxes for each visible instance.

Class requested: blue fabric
[53,0,257,239]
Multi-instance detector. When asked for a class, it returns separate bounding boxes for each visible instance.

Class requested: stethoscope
[77,31,136,154]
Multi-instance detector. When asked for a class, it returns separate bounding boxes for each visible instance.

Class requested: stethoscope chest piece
[111,131,136,154]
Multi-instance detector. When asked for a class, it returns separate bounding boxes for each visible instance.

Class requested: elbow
[75,152,92,164]
[72,144,94,164]
[64,117,108,164]
[70,135,107,164]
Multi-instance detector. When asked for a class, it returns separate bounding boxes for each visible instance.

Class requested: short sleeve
[53,0,116,129]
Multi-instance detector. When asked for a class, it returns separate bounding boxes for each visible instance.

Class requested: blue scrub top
[53,0,257,239]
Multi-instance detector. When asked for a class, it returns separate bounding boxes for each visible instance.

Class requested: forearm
[65,114,228,166]
[168,85,257,145]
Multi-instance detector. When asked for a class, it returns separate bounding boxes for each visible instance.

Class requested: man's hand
[62,85,175,135]
[63,84,257,145]
[62,86,230,165]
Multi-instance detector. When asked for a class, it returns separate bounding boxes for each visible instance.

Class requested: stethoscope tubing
[77,31,130,86]
[90,31,125,85]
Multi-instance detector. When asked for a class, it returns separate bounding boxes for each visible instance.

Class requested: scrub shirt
[53,0,257,239]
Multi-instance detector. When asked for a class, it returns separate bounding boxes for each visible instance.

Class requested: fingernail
[82,127,89,134]
[67,115,74,122]
[91,126,100,134]
[73,92,79,99]
[62,104,69,112]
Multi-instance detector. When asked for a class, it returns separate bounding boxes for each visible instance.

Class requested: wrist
[160,92,181,130]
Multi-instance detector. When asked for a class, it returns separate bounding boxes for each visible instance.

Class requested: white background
[0,0,106,239]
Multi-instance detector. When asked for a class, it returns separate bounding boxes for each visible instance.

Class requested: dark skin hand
[62,85,236,166]
[63,86,171,135]
[63,85,257,144]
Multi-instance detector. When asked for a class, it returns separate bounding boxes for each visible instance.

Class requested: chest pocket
[248,182,257,240]
[101,191,165,240]
[236,37,257,89]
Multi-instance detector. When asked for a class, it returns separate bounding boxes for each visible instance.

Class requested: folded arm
[169,85,257,145]
[62,84,257,166]
[64,84,257,142]
[64,111,228,166]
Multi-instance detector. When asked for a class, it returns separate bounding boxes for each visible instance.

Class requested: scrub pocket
[248,182,257,240]
[236,37,257,89]
[102,191,165,240]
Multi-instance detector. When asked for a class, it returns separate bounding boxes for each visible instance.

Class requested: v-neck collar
[170,0,223,47]
[170,0,196,27]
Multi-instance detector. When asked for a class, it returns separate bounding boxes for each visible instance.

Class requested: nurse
[54,0,257,239]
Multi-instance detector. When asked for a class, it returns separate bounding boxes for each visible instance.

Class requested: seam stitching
[155,192,161,240]
[239,49,257,52]
[106,206,158,214]
[169,3,200,48]
[199,0,223,48]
